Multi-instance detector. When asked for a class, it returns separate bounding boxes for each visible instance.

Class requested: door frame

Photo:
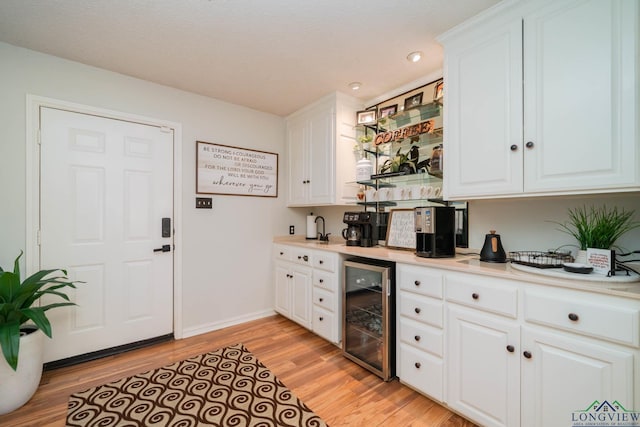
[25,95,184,339]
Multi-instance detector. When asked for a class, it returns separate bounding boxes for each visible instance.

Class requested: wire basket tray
[509,251,574,269]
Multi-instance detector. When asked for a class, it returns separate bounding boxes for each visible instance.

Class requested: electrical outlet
[289,225,295,235]
[196,197,212,209]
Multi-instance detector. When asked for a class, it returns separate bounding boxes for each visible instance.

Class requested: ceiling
[0,0,500,116]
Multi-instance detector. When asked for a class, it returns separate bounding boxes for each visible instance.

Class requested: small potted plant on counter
[0,251,80,414]
[553,205,640,264]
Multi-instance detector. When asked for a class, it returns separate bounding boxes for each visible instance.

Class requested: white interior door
[39,107,174,363]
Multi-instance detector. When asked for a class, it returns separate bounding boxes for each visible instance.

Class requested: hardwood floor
[0,315,476,427]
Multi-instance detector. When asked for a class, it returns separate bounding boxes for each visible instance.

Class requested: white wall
[0,42,296,336]
[302,192,640,260]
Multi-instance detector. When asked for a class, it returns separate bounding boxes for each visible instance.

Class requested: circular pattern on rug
[66,343,327,427]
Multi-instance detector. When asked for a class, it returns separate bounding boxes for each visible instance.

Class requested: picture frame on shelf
[356,109,377,125]
[379,104,398,118]
[434,80,444,100]
[403,92,423,110]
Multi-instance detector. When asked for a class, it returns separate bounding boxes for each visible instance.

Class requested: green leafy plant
[0,251,79,371]
[379,147,417,174]
[553,206,640,250]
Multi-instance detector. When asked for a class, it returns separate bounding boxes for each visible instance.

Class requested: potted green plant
[0,251,79,414]
[554,205,640,262]
[379,147,417,175]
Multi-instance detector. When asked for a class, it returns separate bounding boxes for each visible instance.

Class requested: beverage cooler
[342,257,395,381]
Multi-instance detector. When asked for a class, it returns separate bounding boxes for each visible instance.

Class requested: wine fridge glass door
[342,260,393,380]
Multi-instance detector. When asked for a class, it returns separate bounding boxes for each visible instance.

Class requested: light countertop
[273,235,640,300]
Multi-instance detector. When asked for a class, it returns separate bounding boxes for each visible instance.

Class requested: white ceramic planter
[0,328,44,415]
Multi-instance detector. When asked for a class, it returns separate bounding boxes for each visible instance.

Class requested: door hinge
[36,230,41,246]
[37,129,42,145]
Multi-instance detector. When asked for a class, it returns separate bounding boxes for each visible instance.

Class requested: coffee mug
[365,188,377,201]
[421,185,434,199]
[392,187,404,200]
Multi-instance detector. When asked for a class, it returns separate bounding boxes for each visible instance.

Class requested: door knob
[153,244,171,253]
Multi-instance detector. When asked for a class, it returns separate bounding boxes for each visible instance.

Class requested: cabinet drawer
[313,306,337,344]
[398,343,443,402]
[445,273,518,318]
[399,292,443,328]
[397,264,443,299]
[524,290,640,347]
[314,252,337,272]
[290,248,313,266]
[313,270,337,292]
[399,317,443,357]
[273,244,291,262]
[313,287,335,312]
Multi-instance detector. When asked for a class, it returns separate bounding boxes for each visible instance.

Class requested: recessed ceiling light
[349,82,362,91]
[407,51,423,63]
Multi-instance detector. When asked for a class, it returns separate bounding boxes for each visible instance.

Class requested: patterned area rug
[66,343,327,427]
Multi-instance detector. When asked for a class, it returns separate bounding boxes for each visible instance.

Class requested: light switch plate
[196,197,212,209]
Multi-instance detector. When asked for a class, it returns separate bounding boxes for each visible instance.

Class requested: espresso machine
[414,206,456,258]
[342,211,389,247]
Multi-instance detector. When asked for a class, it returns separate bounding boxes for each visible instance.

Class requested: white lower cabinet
[273,244,341,345]
[447,305,520,427]
[445,272,521,427]
[521,326,635,427]
[394,266,640,427]
[274,247,313,329]
[396,264,445,402]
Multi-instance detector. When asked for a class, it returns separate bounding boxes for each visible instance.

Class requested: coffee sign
[374,119,435,145]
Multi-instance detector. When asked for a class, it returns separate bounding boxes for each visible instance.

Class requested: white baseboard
[180,309,277,339]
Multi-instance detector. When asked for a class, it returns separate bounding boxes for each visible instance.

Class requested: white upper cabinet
[440,0,639,199]
[286,92,362,206]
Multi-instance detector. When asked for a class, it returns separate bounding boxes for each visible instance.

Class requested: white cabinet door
[274,262,291,318]
[290,265,312,329]
[287,115,309,206]
[447,305,520,427]
[523,0,639,193]
[307,105,335,204]
[285,92,361,207]
[443,16,524,199]
[521,326,636,427]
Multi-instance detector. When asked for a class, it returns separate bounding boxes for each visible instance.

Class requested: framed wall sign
[196,141,278,197]
[385,208,416,250]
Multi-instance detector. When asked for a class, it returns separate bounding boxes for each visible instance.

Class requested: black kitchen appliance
[479,230,507,263]
[415,206,456,258]
[342,211,389,247]
[343,257,395,381]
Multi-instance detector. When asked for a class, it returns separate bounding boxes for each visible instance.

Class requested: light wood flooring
[0,315,476,427]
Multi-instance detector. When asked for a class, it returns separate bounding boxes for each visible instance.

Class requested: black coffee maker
[342,211,389,247]
[415,206,456,258]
